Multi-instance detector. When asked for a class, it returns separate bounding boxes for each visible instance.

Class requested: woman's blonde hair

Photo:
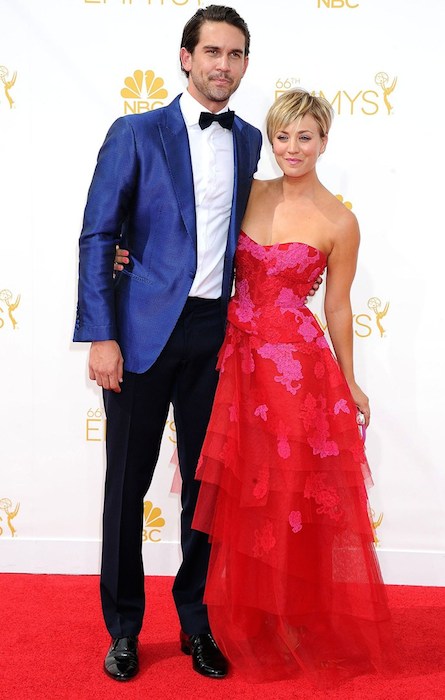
[266,89,334,143]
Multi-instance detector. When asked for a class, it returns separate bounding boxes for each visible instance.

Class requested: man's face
[180,21,249,112]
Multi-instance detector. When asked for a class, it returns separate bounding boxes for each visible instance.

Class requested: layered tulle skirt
[193,322,395,687]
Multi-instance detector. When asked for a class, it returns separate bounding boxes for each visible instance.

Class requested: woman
[191,89,395,687]
[116,90,395,687]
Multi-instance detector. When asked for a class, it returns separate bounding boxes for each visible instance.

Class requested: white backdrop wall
[1,0,444,585]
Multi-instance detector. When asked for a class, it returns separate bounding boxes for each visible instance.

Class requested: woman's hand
[348,381,370,427]
[307,275,323,297]
[114,246,130,272]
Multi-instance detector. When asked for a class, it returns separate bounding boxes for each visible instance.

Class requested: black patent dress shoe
[180,630,228,678]
[104,635,139,681]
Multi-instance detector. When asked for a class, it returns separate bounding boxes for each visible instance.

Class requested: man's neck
[185,87,229,114]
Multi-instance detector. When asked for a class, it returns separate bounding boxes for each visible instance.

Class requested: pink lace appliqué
[218,441,230,462]
[253,465,269,499]
[308,434,339,457]
[316,336,329,350]
[235,278,261,325]
[304,472,344,522]
[334,399,350,415]
[253,519,276,558]
[298,316,320,343]
[275,287,305,313]
[257,343,303,395]
[289,510,303,533]
[300,392,339,458]
[267,245,320,276]
[275,288,320,343]
[240,343,255,374]
[277,420,291,459]
[238,232,269,261]
[254,404,268,421]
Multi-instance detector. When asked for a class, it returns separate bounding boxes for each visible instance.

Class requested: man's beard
[192,72,238,104]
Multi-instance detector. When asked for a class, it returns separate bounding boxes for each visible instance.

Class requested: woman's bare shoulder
[323,190,359,230]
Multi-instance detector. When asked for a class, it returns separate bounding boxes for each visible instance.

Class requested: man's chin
[207,88,234,103]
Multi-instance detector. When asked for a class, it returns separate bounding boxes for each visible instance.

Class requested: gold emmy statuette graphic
[0,66,17,109]
[143,501,166,543]
[0,289,20,330]
[371,509,383,545]
[367,297,389,337]
[0,498,20,538]
[375,72,397,115]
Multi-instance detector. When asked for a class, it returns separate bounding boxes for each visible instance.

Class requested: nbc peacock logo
[335,194,352,210]
[121,69,168,115]
[143,501,166,543]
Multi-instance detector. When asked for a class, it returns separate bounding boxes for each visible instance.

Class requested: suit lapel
[232,119,251,231]
[159,96,197,245]
[225,119,251,270]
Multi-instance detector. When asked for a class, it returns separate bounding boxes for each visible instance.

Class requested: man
[74,5,262,682]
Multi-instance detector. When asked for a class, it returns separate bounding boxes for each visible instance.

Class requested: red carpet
[2,574,444,699]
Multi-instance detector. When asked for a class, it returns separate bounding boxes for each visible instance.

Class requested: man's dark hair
[180,5,250,77]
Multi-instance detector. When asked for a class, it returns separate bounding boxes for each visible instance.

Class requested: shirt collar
[180,89,231,128]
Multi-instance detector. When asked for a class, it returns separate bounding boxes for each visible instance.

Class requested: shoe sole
[103,664,139,681]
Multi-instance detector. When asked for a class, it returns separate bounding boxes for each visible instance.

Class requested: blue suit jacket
[74,95,262,373]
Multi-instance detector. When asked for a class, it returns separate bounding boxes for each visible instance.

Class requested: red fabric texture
[193,231,396,687]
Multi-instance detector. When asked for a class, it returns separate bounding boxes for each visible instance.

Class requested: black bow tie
[199,110,235,130]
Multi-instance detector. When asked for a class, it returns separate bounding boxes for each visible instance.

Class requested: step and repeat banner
[1,0,444,584]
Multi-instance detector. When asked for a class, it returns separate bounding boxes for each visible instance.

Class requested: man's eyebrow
[202,44,244,54]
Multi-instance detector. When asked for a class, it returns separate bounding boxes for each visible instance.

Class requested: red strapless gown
[193,231,395,687]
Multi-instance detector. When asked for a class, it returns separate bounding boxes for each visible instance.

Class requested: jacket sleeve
[73,117,138,342]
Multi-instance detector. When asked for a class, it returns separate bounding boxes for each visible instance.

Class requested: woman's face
[272,113,327,178]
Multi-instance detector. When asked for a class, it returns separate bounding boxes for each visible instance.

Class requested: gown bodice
[228,230,327,344]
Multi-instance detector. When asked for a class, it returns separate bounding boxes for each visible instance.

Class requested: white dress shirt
[179,90,234,299]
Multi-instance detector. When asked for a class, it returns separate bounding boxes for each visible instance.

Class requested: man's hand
[89,340,124,393]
